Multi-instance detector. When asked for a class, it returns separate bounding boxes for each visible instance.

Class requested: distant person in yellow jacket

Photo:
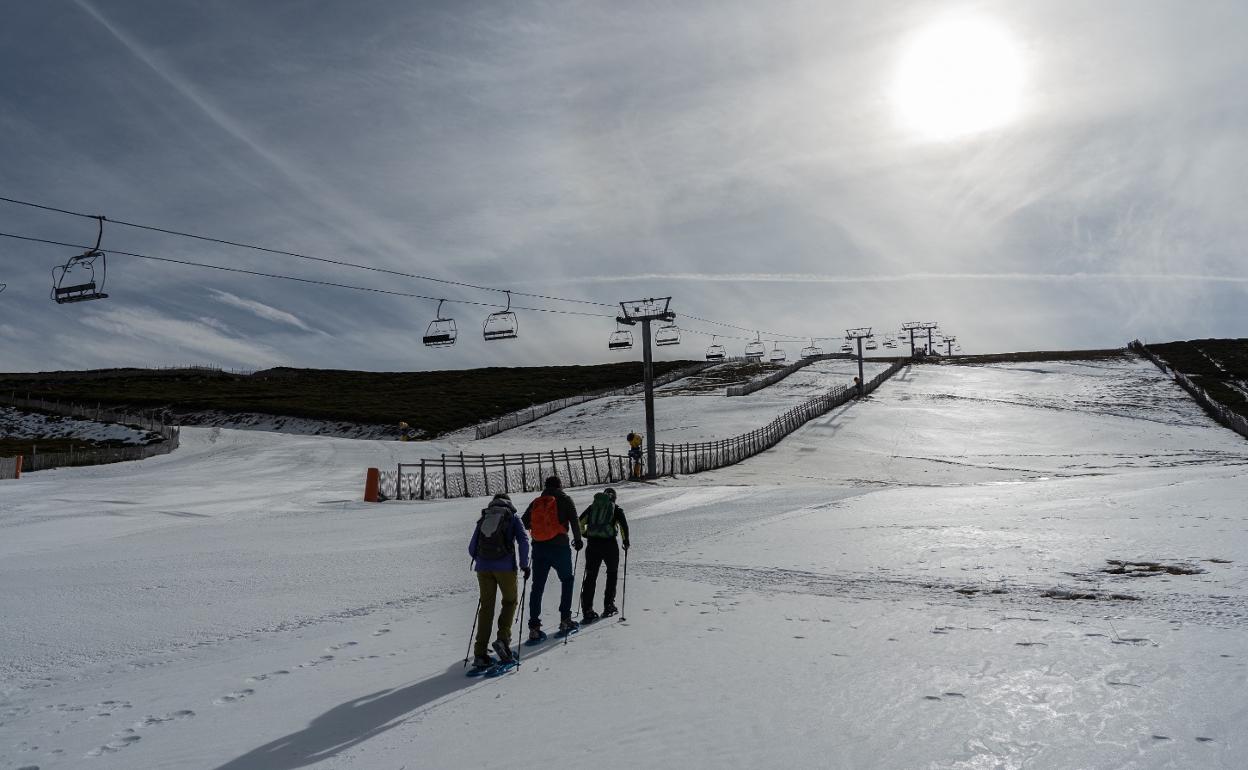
[627,432,643,479]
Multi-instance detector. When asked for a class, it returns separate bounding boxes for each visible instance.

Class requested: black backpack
[476,508,512,561]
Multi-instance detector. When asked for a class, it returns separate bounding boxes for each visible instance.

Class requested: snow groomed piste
[2,355,1247,768]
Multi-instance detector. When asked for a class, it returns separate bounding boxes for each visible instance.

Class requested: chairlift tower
[900,321,939,355]
[844,327,873,397]
[899,321,924,356]
[921,322,939,354]
[617,297,675,480]
[942,335,957,356]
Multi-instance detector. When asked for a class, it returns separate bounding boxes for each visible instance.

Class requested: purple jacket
[468,497,531,572]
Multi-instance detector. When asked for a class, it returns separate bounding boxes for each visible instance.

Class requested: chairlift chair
[865,339,878,351]
[744,332,765,360]
[800,339,823,358]
[705,336,726,362]
[608,322,634,351]
[655,322,681,347]
[422,299,457,347]
[769,343,787,364]
[51,215,109,304]
[482,291,518,341]
[840,343,853,354]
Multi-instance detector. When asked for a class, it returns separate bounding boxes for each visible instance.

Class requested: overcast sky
[1,0,1244,372]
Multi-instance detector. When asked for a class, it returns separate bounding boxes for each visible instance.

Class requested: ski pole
[619,546,628,622]
[565,546,580,646]
[516,571,528,666]
[464,596,482,668]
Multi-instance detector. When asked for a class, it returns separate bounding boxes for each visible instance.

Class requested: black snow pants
[581,537,620,613]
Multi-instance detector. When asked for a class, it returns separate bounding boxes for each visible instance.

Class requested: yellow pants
[476,571,518,657]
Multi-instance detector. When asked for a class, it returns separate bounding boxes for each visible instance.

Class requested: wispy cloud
[209,289,319,332]
[540,272,1248,286]
[73,306,282,368]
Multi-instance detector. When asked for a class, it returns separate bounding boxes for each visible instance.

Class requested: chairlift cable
[0,194,616,309]
[1,193,891,341]
[0,230,612,319]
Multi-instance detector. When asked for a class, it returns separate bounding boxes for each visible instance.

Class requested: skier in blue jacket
[468,493,531,668]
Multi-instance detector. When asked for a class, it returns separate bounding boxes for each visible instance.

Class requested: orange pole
[364,467,380,502]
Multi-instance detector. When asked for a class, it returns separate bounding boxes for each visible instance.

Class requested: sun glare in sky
[892,19,1024,140]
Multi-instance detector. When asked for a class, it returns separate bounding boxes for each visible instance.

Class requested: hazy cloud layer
[0,0,1244,370]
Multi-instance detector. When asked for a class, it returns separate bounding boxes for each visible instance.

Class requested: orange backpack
[528,494,563,542]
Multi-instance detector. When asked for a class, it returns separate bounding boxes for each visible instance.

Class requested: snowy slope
[461,357,889,454]
[0,407,158,446]
[2,355,1247,769]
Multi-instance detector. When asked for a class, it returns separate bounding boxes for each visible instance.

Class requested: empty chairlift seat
[655,322,681,347]
[608,323,634,351]
[52,216,109,305]
[769,343,787,364]
[800,340,823,358]
[423,300,457,347]
[705,337,726,361]
[744,333,765,360]
[483,292,518,341]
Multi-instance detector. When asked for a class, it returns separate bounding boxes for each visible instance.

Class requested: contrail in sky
[537,272,1248,286]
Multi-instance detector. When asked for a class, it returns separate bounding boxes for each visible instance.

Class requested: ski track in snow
[2,356,1248,768]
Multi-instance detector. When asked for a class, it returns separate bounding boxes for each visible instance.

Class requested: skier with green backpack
[578,487,630,623]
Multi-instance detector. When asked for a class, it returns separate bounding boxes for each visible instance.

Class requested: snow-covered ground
[460,357,888,454]
[173,411,393,440]
[2,355,1247,769]
[0,408,159,446]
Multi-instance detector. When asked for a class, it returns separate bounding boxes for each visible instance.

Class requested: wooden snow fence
[1130,340,1248,441]
[725,353,839,396]
[375,360,907,500]
[0,456,20,480]
[473,361,721,439]
[654,360,906,474]
[0,393,182,472]
[381,447,631,500]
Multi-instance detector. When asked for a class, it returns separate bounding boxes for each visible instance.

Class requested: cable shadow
[212,635,582,770]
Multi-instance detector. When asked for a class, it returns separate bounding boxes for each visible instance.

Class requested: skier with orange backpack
[522,476,584,641]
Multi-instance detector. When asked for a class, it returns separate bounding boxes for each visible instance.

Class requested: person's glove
[522,567,531,579]
[622,540,630,552]
[573,540,584,551]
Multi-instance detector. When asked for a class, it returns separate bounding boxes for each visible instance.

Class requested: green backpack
[584,493,617,538]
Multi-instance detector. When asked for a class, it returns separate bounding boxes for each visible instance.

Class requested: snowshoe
[492,639,515,664]
[483,659,518,678]
[466,654,496,677]
[555,618,580,638]
[601,604,618,618]
[523,630,548,647]
[581,609,601,625]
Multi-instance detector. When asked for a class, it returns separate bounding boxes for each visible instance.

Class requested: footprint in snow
[134,710,195,728]
[371,628,391,637]
[213,689,254,705]
[326,641,358,652]
[85,732,141,756]
[296,655,335,669]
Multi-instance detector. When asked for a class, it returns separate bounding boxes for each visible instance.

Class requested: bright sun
[892,19,1024,140]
